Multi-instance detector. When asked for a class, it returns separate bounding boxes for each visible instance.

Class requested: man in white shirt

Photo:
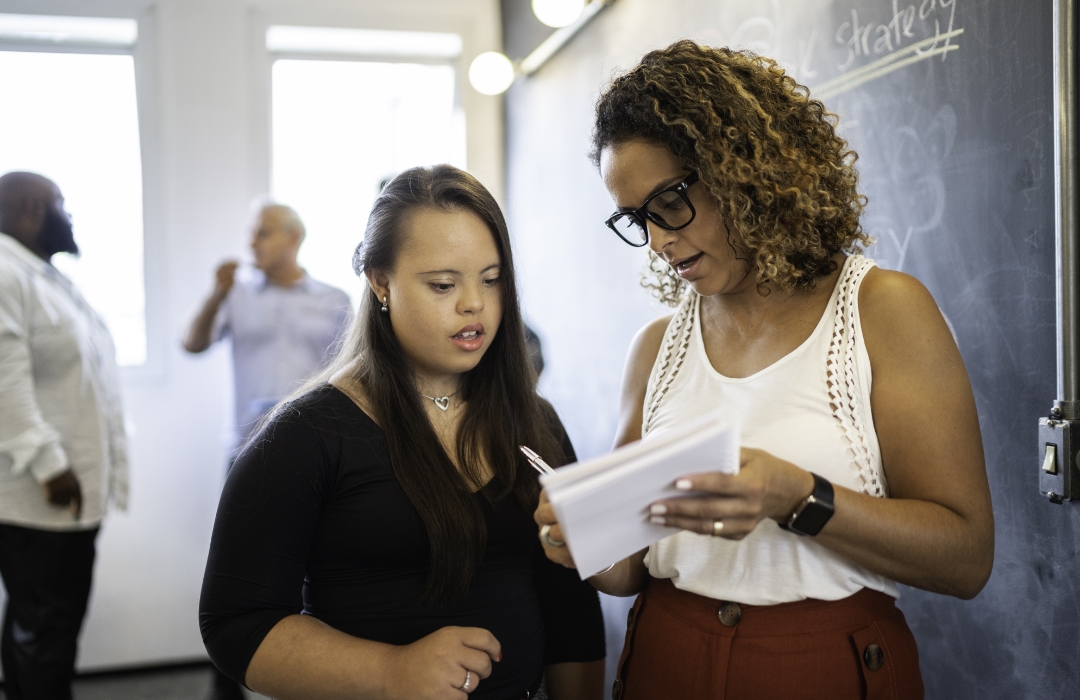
[183,203,352,447]
[0,171,128,700]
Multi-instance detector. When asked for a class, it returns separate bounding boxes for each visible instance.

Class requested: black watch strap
[779,473,835,537]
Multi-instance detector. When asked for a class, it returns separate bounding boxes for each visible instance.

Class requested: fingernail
[650,504,667,515]
[497,653,502,662]
[650,516,666,525]
[675,479,693,490]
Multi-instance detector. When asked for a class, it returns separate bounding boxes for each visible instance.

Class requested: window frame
[263,36,467,195]
[246,10,479,203]
[0,6,164,378]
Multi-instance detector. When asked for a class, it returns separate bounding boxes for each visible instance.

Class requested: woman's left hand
[646,447,816,539]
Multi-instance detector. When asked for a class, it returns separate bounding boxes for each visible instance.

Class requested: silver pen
[519,445,556,475]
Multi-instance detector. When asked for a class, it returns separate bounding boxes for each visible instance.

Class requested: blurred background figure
[182,203,349,698]
[0,171,128,700]
[183,202,349,699]
[183,203,352,451]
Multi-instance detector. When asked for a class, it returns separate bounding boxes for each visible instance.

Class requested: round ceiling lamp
[532,0,587,28]
[468,51,515,95]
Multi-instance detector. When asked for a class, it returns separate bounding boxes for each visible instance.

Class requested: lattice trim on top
[642,293,698,437]
[826,255,887,498]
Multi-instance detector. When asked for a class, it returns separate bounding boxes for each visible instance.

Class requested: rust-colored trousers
[614,578,924,700]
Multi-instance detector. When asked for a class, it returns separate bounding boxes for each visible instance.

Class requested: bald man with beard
[0,172,128,700]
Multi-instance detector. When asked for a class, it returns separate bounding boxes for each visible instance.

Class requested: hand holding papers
[538,412,739,578]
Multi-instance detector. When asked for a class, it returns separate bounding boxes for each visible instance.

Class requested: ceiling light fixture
[532,0,587,28]
[468,51,515,95]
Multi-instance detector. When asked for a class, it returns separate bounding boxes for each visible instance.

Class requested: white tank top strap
[642,292,700,436]
[827,254,887,497]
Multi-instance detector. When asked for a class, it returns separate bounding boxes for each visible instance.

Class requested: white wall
[0,0,504,671]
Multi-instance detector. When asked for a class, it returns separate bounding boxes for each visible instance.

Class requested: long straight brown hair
[291,165,566,603]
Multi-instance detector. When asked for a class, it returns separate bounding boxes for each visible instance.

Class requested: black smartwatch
[779,473,835,537]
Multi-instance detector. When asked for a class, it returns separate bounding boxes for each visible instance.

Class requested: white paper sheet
[540,412,739,578]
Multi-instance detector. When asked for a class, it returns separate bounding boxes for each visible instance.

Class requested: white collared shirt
[212,268,351,445]
[0,232,127,529]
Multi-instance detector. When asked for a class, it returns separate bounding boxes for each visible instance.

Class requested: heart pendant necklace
[420,391,458,412]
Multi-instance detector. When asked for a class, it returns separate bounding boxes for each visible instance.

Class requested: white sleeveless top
[641,255,899,605]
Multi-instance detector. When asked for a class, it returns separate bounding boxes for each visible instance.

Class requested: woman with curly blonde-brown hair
[534,40,993,699]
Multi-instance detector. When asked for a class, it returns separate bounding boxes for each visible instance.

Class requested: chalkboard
[794,2,1068,698]
[503,0,1075,697]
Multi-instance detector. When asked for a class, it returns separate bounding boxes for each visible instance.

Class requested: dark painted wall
[503,1,1077,697]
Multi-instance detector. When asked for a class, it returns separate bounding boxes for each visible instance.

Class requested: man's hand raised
[214,261,239,297]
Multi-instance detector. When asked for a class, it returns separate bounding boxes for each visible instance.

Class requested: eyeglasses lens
[645,191,694,229]
[610,214,649,245]
[607,177,696,247]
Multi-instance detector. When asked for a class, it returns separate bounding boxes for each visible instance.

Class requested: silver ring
[540,524,565,548]
[460,670,473,692]
[712,519,724,536]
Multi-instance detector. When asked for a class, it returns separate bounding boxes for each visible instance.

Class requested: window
[269,27,466,303]
[0,15,145,366]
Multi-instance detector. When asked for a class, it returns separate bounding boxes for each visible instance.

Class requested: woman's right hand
[535,489,651,596]
[382,626,501,699]
[534,489,576,569]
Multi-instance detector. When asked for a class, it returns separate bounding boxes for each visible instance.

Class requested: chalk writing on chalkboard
[856,101,956,274]
[811,0,964,99]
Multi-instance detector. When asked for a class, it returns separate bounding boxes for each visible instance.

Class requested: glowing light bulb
[468,51,515,95]
[532,0,586,28]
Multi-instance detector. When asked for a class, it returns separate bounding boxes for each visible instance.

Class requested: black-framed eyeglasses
[604,172,699,247]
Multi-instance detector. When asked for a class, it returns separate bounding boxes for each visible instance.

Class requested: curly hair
[591,40,870,305]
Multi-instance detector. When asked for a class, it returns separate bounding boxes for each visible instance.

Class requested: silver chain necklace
[419,390,459,412]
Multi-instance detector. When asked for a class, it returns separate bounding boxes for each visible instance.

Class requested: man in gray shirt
[184,203,352,447]
[184,203,349,699]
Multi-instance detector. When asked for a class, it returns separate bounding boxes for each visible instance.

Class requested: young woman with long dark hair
[535,41,993,699]
[200,165,605,700]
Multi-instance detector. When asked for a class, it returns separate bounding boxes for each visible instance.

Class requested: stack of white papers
[540,412,739,578]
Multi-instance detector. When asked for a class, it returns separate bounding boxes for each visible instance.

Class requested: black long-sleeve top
[199,385,605,699]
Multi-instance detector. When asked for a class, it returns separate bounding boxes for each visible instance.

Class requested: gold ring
[540,524,565,548]
[712,519,724,536]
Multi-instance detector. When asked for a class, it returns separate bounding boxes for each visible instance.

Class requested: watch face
[792,496,835,536]
[794,505,833,533]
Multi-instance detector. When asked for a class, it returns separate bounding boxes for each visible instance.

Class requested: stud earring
[380,296,389,313]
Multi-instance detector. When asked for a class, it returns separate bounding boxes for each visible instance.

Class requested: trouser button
[718,602,742,627]
[863,643,885,670]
